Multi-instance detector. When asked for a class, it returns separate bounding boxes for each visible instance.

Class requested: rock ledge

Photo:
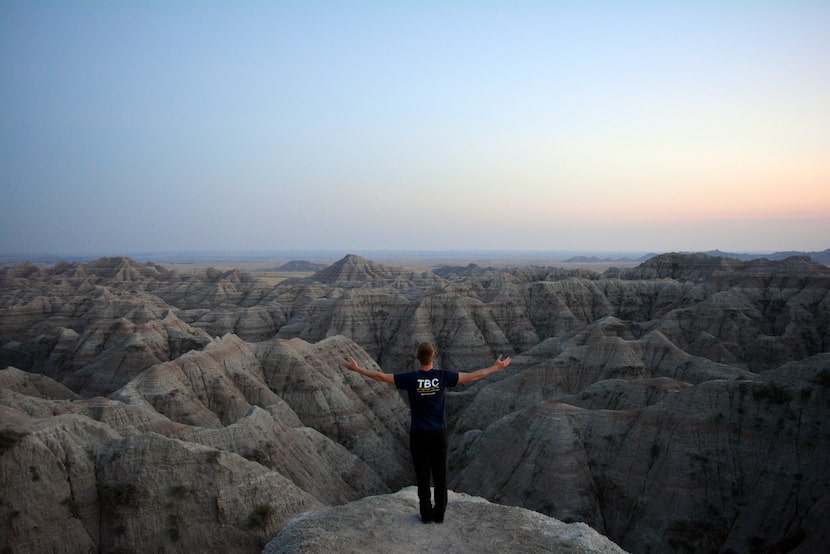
[263,487,627,554]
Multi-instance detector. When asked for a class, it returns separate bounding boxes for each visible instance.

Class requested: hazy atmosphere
[2,1,828,256]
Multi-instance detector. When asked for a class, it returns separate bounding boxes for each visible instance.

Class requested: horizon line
[2,247,827,265]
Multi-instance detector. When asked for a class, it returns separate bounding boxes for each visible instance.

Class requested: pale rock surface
[255,335,412,487]
[174,406,389,505]
[0,412,115,553]
[449,316,752,436]
[263,487,628,554]
[0,261,212,397]
[0,332,415,552]
[0,394,322,553]
[94,433,321,553]
[0,366,79,400]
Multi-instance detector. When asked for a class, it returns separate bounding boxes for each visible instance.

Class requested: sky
[1,1,829,257]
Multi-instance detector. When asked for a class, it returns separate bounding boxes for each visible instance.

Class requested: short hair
[416,342,435,365]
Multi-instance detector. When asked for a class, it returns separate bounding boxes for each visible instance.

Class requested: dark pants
[410,429,448,521]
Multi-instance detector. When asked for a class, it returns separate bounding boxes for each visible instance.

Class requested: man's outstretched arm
[341,356,395,384]
[457,355,512,384]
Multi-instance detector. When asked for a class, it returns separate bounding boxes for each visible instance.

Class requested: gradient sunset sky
[2,1,828,256]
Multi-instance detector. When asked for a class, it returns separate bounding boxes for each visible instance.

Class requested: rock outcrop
[0,332,411,552]
[451,354,830,553]
[263,487,627,554]
[309,254,441,287]
[0,403,322,553]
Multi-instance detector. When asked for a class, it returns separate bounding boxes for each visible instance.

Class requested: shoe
[433,515,444,524]
[420,514,433,524]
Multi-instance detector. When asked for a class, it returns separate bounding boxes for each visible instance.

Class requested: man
[341,342,512,523]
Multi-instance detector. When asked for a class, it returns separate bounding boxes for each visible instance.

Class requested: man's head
[416,342,436,366]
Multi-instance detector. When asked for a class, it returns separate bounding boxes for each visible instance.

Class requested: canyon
[1,252,828,553]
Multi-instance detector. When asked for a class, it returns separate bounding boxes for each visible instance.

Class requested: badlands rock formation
[1,252,828,553]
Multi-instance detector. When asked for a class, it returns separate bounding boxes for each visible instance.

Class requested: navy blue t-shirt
[394,369,460,432]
